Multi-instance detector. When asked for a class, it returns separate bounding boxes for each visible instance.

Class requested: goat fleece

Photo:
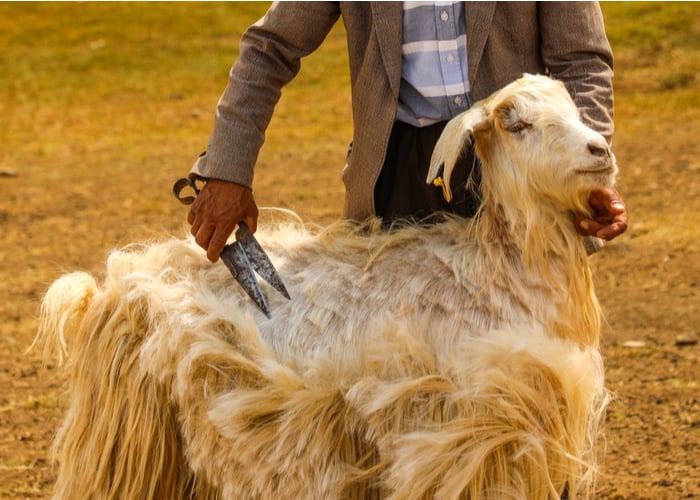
[38,74,617,499]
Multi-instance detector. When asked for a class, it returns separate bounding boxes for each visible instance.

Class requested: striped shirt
[396,1,472,127]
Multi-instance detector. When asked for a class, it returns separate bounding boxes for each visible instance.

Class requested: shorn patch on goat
[38,74,617,499]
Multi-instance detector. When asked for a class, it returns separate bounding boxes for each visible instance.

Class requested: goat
[38,74,616,499]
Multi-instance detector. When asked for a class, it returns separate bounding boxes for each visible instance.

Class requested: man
[184,2,627,262]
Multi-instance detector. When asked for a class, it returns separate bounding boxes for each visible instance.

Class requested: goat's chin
[573,162,618,188]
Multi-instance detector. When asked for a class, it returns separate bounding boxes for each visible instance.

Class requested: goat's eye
[506,121,531,134]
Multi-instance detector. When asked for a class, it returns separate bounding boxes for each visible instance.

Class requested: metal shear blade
[172,177,290,318]
[220,224,291,319]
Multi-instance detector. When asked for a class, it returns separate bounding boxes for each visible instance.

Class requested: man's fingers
[189,213,201,237]
[589,187,626,214]
[194,224,229,263]
[187,207,196,225]
[194,224,216,255]
[207,228,233,263]
[596,220,627,240]
[575,211,628,240]
[193,221,237,262]
[243,212,258,234]
[596,211,628,240]
[577,188,629,241]
[182,179,259,261]
[575,215,602,237]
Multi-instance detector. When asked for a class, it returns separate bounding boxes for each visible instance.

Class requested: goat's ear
[427,104,489,202]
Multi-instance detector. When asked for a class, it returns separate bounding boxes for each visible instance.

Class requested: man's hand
[187,179,259,262]
[574,187,628,241]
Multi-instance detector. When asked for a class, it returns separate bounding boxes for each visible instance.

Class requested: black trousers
[374,120,481,223]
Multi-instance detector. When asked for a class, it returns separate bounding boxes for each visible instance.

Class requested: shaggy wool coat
[190,1,614,221]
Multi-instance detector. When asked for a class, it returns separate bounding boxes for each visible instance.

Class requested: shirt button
[454,96,463,105]
[447,54,455,63]
[440,11,449,21]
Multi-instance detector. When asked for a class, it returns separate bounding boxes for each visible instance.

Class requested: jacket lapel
[368,3,496,98]
[370,2,403,98]
[465,2,497,88]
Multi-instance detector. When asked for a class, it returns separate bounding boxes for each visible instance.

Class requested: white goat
[38,74,616,499]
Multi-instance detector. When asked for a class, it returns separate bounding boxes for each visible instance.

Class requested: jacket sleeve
[538,2,614,142]
[190,2,341,187]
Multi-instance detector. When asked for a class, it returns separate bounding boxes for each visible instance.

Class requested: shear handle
[172,177,202,205]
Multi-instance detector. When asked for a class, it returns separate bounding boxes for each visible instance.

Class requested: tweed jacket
[191,2,614,221]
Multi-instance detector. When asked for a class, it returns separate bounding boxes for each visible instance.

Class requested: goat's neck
[474,198,601,347]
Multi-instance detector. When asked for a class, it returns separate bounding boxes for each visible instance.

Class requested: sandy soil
[1,44,698,500]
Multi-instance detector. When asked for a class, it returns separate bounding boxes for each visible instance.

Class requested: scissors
[173,177,291,318]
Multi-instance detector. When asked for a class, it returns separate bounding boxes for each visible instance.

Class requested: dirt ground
[2,7,699,500]
[3,122,699,500]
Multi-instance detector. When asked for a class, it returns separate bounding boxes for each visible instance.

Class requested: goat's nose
[587,140,610,158]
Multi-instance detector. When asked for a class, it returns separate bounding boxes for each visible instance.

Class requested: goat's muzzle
[575,138,617,181]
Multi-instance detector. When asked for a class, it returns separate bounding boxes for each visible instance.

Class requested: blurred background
[1,3,698,498]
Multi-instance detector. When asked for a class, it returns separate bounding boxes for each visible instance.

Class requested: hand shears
[173,177,291,318]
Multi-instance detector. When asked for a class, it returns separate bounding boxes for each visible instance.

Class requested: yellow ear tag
[432,176,452,202]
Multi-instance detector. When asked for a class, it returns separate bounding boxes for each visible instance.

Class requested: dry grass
[0,2,698,498]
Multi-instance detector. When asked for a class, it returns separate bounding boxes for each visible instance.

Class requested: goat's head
[428,74,617,217]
